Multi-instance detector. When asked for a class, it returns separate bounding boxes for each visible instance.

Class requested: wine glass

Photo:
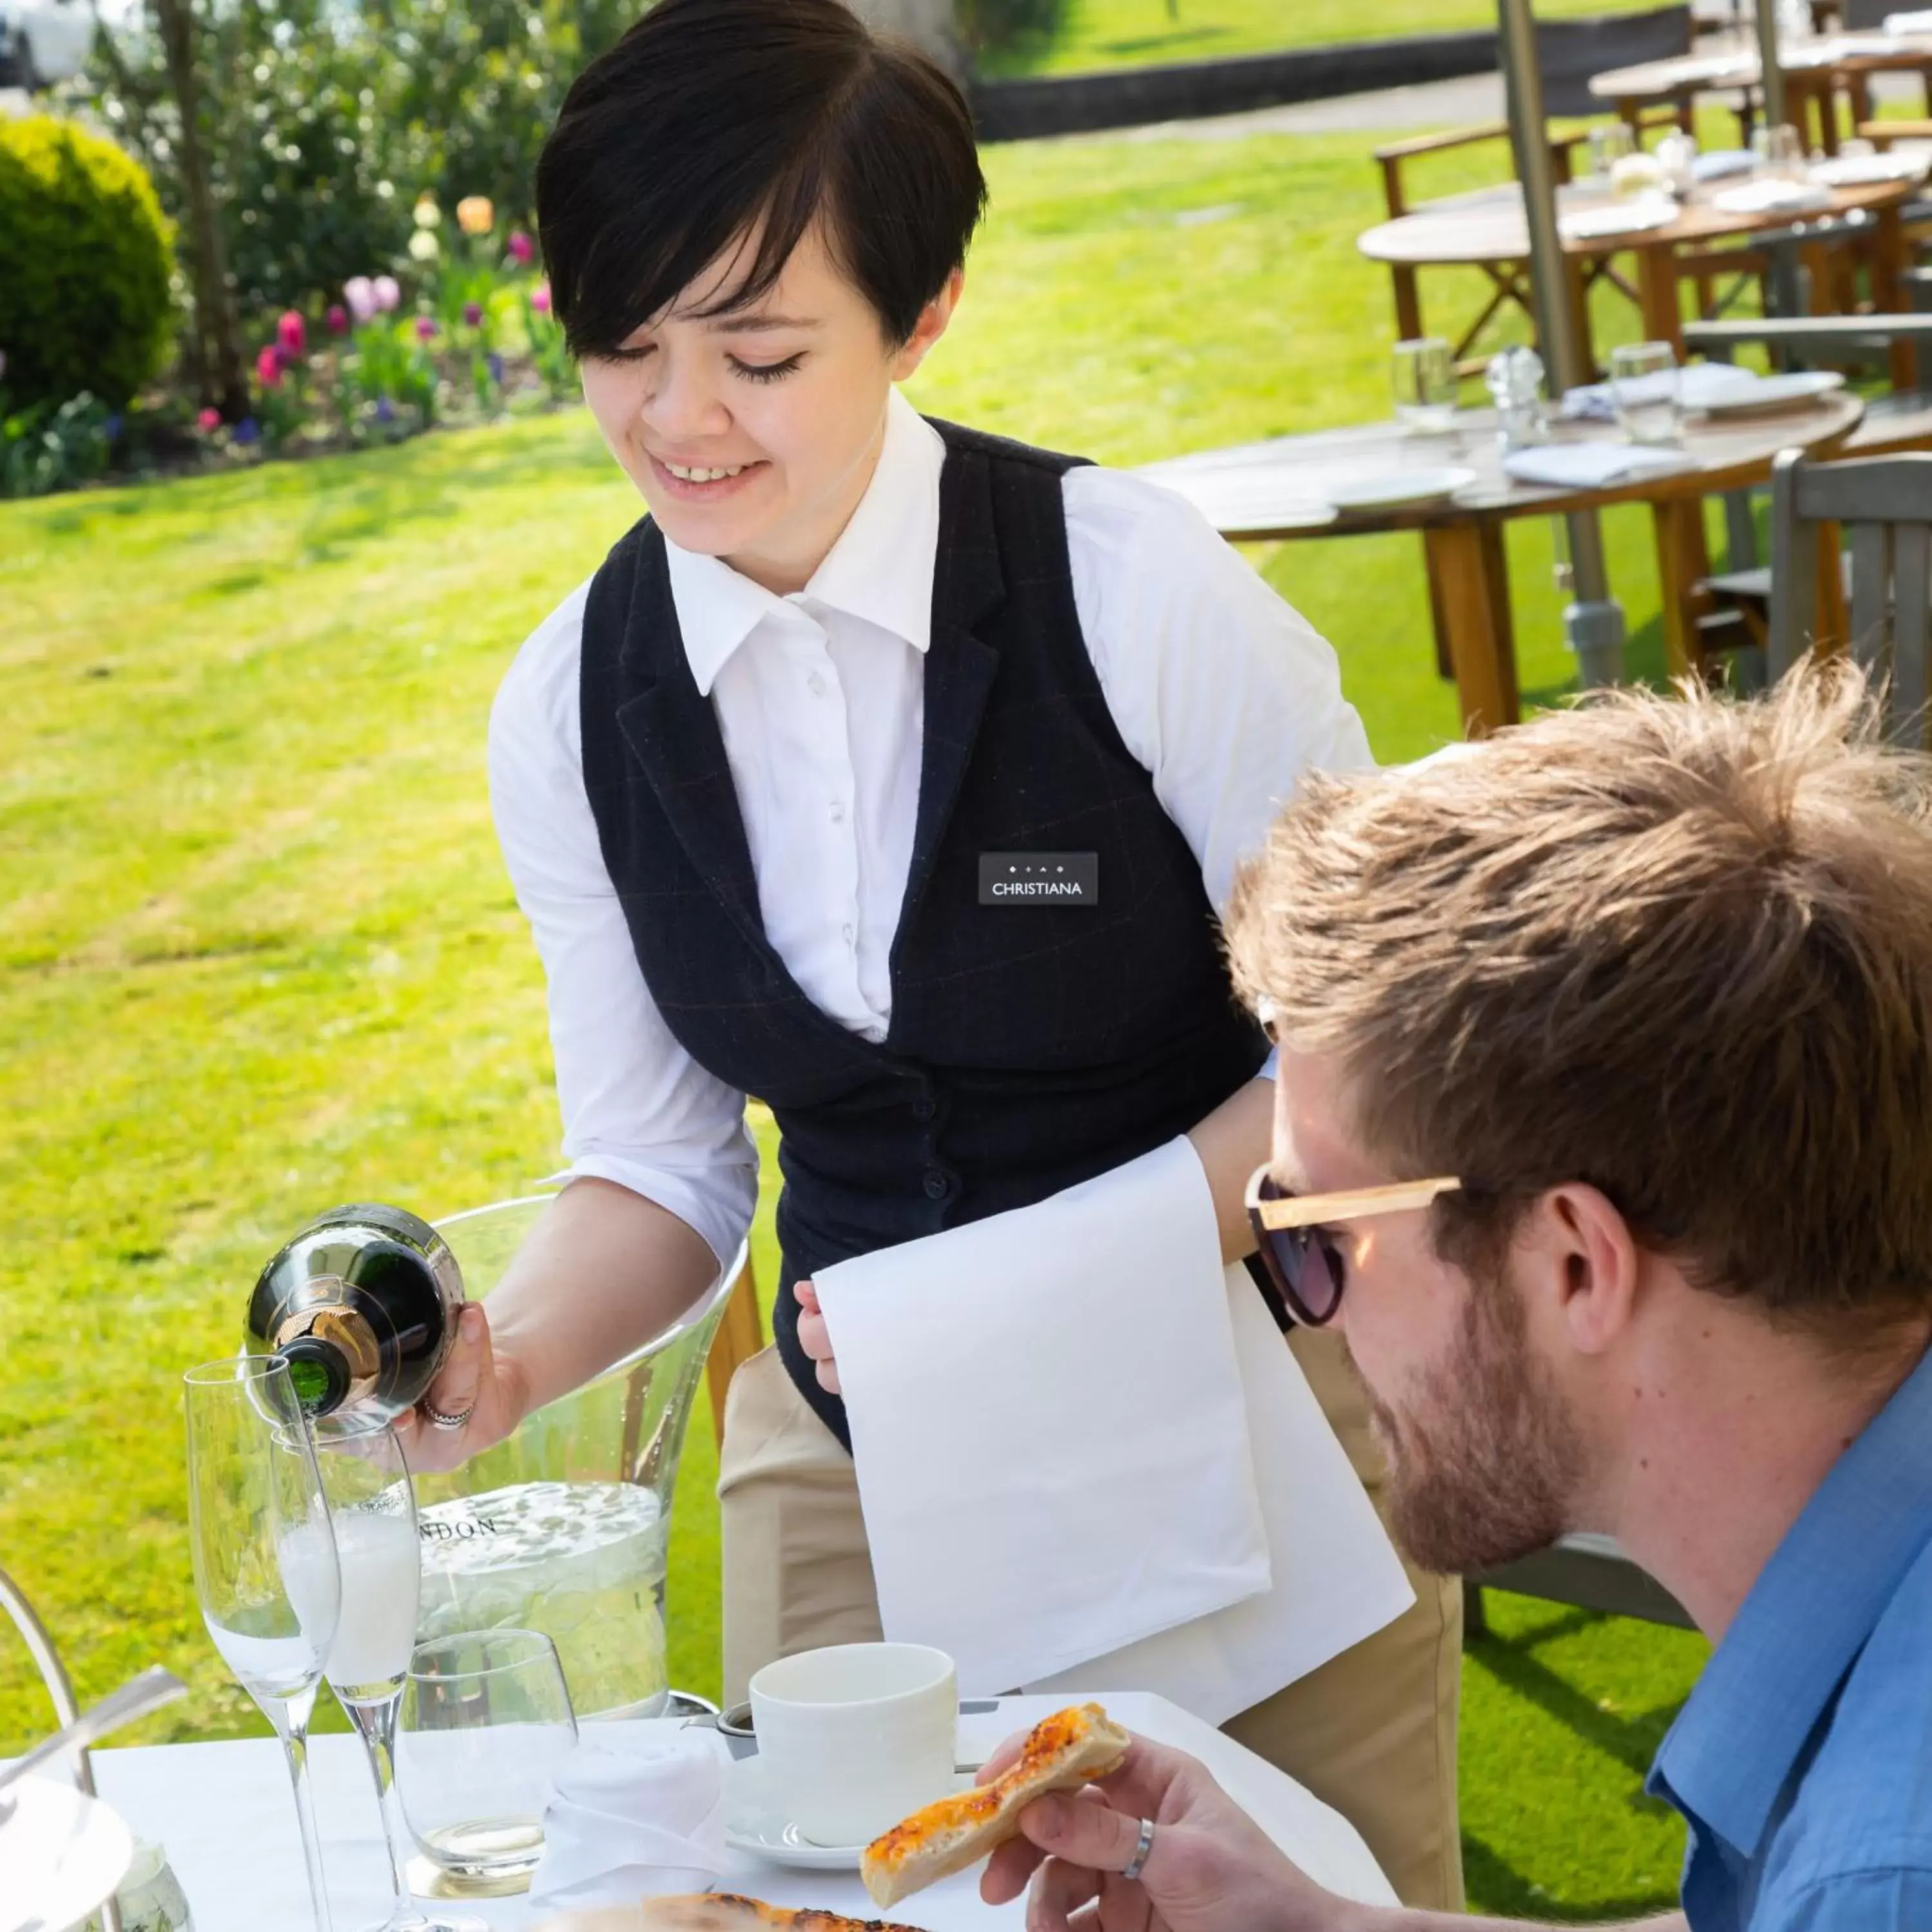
[185,1356,341,1932]
[312,1413,484,1932]
[1391,337,1457,433]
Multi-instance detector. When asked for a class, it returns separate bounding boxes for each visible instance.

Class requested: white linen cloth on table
[528,1727,730,1914]
[1560,362,1763,422]
[814,1136,1412,1725]
[68,1692,1397,1931]
[1502,442,1695,489]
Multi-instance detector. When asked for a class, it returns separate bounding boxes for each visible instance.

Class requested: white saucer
[0,1772,135,1932]
[1699,370,1846,415]
[723,1756,974,1871]
[1324,466,1477,513]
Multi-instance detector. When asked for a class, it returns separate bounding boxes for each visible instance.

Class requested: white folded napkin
[816,1136,1412,1723]
[527,1728,730,1913]
[1560,362,1760,422]
[1884,8,1932,32]
[1502,441,1694,489]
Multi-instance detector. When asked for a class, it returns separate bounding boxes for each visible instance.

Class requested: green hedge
[0,115,175,412]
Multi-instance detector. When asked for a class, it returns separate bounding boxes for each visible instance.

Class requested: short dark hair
[535,0,987,357]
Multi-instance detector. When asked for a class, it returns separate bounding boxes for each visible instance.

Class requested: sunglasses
[1244,1167,1463,1328]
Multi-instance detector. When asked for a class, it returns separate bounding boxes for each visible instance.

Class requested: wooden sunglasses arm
[1247,1175,1462,1231]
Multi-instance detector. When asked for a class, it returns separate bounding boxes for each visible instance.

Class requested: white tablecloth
[73,1692,1396,1930]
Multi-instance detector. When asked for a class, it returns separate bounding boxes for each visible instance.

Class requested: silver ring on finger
[422,1399,475,1432]
[1119,1817,1156,1883]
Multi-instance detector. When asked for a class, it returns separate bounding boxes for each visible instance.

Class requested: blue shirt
[1647,1343,1932,1931]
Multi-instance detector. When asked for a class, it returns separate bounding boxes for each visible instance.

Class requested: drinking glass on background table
[1391,337,1458,433]
[1752,123,1808,180]
[312,1415,484,1932]
[1587,121,1637,183]
[185,1357,341,1932]
[1610,341,1683,446]
[397,1630,578,1887]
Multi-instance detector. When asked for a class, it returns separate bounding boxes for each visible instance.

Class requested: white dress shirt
[489,390,1373,1268]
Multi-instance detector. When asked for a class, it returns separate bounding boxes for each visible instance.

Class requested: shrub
[0,116,176,413]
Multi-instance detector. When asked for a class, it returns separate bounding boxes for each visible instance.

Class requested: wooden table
[1357,173,1916,377]
[1589,33,1932,152]
[1140,394,1864,736]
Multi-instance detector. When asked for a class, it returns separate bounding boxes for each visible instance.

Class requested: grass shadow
[1463,1833,1680,1923]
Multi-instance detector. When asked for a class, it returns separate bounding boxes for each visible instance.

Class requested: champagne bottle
[245,1203,465,1420]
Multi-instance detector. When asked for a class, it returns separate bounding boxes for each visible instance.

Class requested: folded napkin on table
[1503,442,1695,489]
[1560,362,1761,422]
[1884,8,1932,31]
[527,1728,729,1914]
[815,1135,1412,1725]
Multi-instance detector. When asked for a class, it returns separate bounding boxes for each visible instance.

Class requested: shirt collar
[1647,1341,1932,1854]
[662,388,944,696]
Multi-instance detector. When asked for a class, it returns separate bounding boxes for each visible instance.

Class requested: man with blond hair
[980,665,1932,1932]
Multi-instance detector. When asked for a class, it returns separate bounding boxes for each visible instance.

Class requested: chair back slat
[1848,522,1893,676]
[1890,522,1932,743]
[1769,450,1819,680]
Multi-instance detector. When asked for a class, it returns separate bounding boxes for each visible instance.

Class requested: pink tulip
[415,316,438,342]
[372,275,401,314]
[507,229,534,265]
[255,345,283,389]
[326,304,349,336]
[197,406,221,431]
[530,281,552,316]
[462,300,483,328]
[343,276,377,325]
[277,310,306,358]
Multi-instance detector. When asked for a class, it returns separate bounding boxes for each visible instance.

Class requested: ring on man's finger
[1119,1816,1156,1882]
[422,1399,475,1432]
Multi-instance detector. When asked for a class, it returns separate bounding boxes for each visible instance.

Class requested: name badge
[978,851,1099,906]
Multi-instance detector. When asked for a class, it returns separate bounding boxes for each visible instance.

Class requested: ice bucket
[411,1196,750,1719]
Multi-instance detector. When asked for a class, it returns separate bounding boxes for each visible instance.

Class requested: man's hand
[393,1303,530,1473]
[795,1278,839,1395]
[980,1732,1357,1932]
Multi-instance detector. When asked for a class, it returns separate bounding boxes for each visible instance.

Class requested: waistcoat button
[922,1168,950,1200]
[911,1095,937,1122]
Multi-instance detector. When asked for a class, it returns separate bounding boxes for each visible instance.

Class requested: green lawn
[974,0,1655,79]
[1,123,1707,1916]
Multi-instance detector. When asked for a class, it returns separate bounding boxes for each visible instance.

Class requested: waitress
[406,0,1461,1910]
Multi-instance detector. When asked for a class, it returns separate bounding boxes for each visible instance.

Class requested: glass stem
[269,1683,336,1932]
[343,1687,415,1915]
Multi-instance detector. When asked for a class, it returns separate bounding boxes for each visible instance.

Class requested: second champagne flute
[312,1413,485,1932]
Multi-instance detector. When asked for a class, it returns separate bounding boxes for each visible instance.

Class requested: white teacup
[748,1642,957,1847]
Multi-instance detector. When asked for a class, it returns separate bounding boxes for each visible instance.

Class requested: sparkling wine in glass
[312,1413,485,1932]
[185,1356,341,1932]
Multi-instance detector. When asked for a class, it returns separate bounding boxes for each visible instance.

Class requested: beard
[1358,1258,1586,1578]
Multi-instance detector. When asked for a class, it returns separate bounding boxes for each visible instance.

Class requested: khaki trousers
[717,1332,1463,1913]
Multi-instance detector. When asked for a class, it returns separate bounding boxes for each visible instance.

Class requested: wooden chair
[706,1250,765,1449]
[1466,1532,1694,1637]
[1768,447,1932,735]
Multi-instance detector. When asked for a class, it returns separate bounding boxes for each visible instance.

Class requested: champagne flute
[185,1356,341,1932]
[312,1413,484,1932]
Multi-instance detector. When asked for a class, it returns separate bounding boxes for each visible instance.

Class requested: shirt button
[807,671,828,697]
[922,1168,951,1201]
[842,923,857,947]
[912,1095,937,1122]
[829,800,846,824]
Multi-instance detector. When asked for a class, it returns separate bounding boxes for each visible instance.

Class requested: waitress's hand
[393,1303,531,1473]
[978,1732,1343,1932]
[794,1279,840,1396]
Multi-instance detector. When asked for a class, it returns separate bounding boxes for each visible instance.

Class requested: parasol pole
[1496,0,1627,686]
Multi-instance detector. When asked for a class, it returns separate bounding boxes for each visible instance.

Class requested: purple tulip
[326,304,349,336]
[277,310,307,358]
[462,300,483,328]
[375,395,395,423]
[372,275,401,314]
[232,416,260,446]
[0,348,7,381]
[344,276,377,325]
[507,229,534,265]
[415,316,438,342]
[103,414,123,442]
[486,352,504,384]
[256,345,283,389]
